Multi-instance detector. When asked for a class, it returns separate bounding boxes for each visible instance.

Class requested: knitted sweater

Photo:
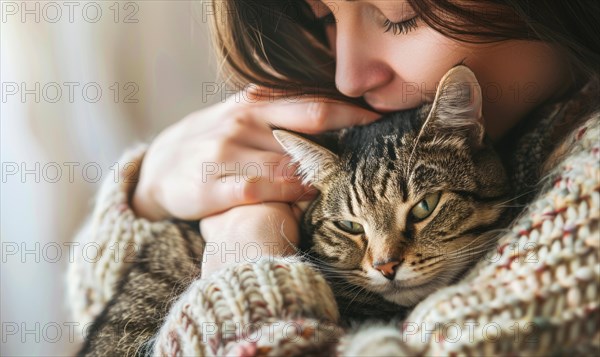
[68,79,600,356]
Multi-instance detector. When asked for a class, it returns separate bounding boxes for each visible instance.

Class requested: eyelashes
[318,12,419,36]
[383,16,419,35]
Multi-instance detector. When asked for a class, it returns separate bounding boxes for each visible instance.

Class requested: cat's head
[273,65,511,307]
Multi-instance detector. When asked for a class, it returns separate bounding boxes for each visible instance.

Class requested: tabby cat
[78,65,514,355]
[273,65,513,320]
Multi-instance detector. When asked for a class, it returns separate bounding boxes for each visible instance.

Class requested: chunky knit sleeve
[337,115,600,356]
[152,257,343,356]
[66,145,203,329]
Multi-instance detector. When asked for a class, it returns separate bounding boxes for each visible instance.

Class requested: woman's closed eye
[382,16,419,35]
[311,0,420,36]
[317,10,419,36]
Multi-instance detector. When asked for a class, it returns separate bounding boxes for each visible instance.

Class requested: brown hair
[209,0,599,102]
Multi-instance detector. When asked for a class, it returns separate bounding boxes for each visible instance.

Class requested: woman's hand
[132,87,380,221]
[199,202,306,278]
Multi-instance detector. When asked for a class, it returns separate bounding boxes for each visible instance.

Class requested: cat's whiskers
[299,252,366,281]
[491,188,537,209]
[343,285,373,315]
[441,248,497,271]
[404,109,438,178]
[274,220,307,256]
[445,240,497,260]
[437,236,499,270]
[445,229,502,256]
[428,269,460,286]
[300,252,355,272]
[426,261,471,281]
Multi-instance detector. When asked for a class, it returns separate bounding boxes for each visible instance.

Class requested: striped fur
[275,66,514,322]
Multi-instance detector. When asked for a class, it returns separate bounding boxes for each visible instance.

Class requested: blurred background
[1,1,221,355]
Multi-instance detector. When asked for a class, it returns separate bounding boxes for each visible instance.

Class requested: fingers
[214,145,296,178]
[217,115,287,154]
[223,175,316,207]
[250,99,381,134]
[196,147,316,217]
[240,85,381,134]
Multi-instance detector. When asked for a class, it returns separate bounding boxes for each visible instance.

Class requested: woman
[70,0,599,355]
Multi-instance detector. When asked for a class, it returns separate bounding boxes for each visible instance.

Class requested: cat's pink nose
[373,260,401,280]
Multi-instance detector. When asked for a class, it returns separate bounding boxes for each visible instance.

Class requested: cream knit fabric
[68,91,599,355]
[66,144,189,334]
[153,257,343,356]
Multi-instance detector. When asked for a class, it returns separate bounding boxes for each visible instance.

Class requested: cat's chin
[378,281,439,306]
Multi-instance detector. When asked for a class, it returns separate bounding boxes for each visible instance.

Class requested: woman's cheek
[382,30,470,105]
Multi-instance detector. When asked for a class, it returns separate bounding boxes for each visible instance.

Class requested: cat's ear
[272,130,338,188]
[428,65,485,148]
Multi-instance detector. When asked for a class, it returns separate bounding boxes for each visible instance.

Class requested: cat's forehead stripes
[348,137,410,206]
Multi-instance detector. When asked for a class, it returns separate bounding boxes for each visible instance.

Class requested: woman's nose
[333,14,394,98]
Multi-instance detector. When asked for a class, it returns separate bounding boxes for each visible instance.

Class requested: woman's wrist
[115,144,171,222]
[103,143,169,221]
[131,183,171,222]
[199,203,301,278]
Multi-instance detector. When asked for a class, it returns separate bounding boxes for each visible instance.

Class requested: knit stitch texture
[68,80,600,356]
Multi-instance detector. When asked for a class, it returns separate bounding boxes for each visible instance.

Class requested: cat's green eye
[335,220,365,234]
[410,192,441,221]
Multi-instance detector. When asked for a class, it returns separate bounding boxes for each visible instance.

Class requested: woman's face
[307,0,571,141]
